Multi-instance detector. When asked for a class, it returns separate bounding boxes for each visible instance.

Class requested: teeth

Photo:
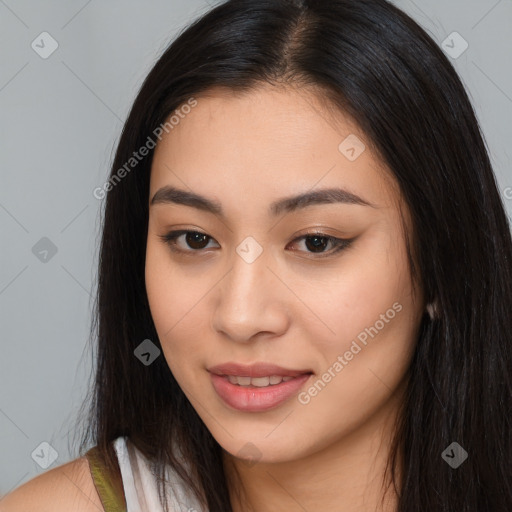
[226,375,296,387]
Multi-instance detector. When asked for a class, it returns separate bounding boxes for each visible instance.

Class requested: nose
[211,247,290,343]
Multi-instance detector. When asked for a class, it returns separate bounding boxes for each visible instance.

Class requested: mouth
[207,362,314,412]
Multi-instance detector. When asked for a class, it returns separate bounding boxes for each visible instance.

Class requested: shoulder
[0,455,104,512]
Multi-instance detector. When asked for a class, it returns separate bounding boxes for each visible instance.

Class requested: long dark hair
[75,0,512,510]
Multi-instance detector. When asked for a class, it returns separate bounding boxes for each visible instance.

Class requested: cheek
[145,242,190,358]
[301,232,412,358]
[145,240,215,379]
[296,233,417,417]
[145,241,174,332]
[145,237,196,330]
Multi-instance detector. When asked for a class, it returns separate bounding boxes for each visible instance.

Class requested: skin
[0,456,104,511]
[145,83,426,512]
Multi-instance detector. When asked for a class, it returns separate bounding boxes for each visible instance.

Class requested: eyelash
[158,230,354,259]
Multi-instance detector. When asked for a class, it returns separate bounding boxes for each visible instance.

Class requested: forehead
[149,84,400,213]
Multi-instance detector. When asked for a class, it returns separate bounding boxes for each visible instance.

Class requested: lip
[207,362,313,378]
[210,372,313,412]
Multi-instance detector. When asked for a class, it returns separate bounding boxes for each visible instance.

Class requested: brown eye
[288,233,354,257]
[183,231,210,250]
[303,235,331,253]
[158,230,218,253]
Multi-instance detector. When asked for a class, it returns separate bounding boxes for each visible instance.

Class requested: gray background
[0,0,511,496]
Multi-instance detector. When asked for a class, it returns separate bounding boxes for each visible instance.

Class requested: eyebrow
[150,185,376,217]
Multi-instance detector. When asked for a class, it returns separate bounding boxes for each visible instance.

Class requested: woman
[4,0,511,510]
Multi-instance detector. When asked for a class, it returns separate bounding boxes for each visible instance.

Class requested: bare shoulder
[0,455,104,512]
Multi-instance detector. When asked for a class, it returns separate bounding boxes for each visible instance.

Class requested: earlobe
[426,301,438,320]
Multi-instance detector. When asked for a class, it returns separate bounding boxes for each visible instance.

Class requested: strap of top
[85,445,127,512]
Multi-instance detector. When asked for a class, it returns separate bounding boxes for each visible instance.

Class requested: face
[145,84,425,465]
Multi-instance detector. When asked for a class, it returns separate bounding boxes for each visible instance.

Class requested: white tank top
[112,436,207,512]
